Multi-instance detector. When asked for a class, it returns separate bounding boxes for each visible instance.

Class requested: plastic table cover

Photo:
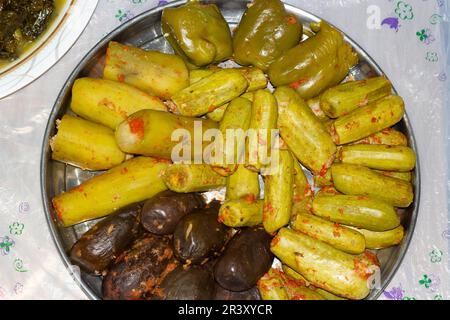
[0,0,449,300]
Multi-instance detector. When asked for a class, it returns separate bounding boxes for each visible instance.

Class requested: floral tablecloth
[0,0,448,300]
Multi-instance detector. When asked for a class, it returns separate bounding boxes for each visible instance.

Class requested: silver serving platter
[40,0,420,300]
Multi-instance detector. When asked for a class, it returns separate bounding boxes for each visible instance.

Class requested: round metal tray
[40,0,420,300]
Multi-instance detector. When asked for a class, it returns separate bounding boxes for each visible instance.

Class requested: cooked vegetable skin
[218,199,263,228]
[161,1,232,67]
[356,226,405,249]
[314,169,333,187]
[246,90,279,172]
[52,157,169,227]
[215,227,273,292]
[173,204,229,264]
[263,150,294,234]
[257,269,289,300]
[211,97,253,176]
[330,95,405,145]
[162,164,226,193]
[103,41,189,99]
[282,265,310,285]
[206,104,228,122]
[258,268,323,300]
[214,285,261,300]
[292,160,312,202]
[189,67,267,92]
[241,92,256,102]
[50,115,125,170]
[314,288,347,300]
[332,163,414,208]
[70,78,166,130]
[189,69,216,84]
[140,191,205,235]
[281,265,346,300]
[291,212,366,254]
[271,228,379,300]
[312,194,400,231]
[306,96,329,121]
[207,91,256,122]
[70,204,142,275]
[374,170,412,182]
[352,128,408,146]
[115,109,218,160]
[275,86,337,175]
[339,145,416,172]
[268,21,358,99]
[226,165,260,201]
[283,282,325,300]
[156,266,216,300]
[233,0,302,71]
[315,186,342,197]
[320,77,392,118]
[240,67,269,92]
[170,69,248,116]
[291,197,313,217]
[102,234,178,300]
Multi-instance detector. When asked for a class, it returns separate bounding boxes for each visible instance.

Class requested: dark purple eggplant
[214,285,261,300]
[102,234,178,300]
[173,202,229,264]
[69,204,142,275]
[154,266,215,300]
[214,227,273,292]
[141,191,205,235]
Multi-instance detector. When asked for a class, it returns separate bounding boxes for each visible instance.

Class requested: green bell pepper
[268,21,358,99]
[162,0,233,67]
[233,0,302,72]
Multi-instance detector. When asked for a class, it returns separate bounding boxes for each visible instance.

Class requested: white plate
[0,0,98,99]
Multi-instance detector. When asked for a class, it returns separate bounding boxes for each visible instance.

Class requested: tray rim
[40,0,421,301]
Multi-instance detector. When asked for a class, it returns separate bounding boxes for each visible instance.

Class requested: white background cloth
[0,0,448,300]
